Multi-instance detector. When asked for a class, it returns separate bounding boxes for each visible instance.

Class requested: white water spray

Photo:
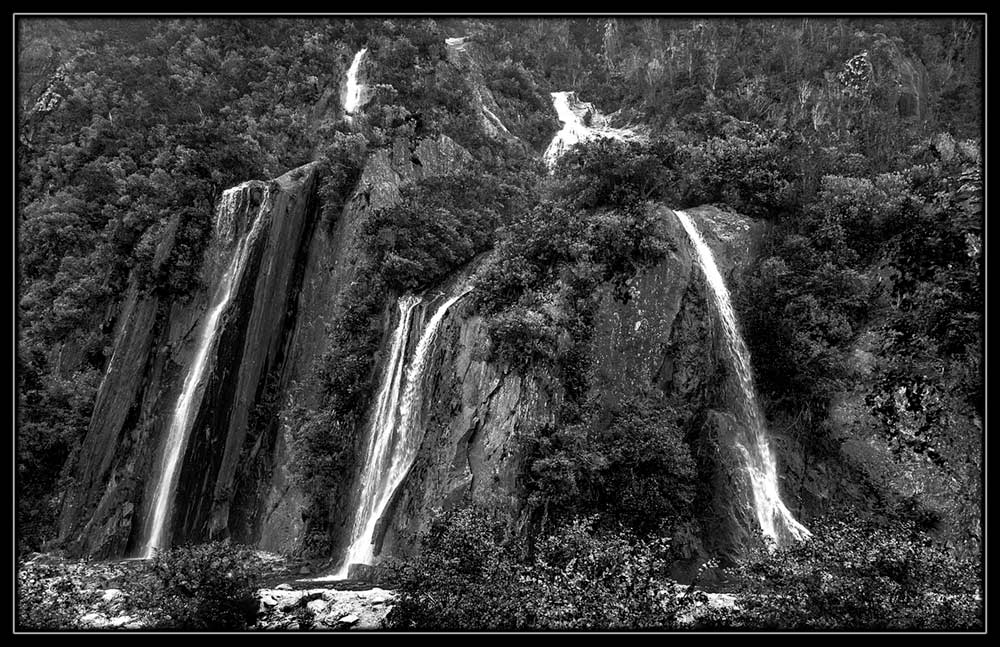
[332,288,471,579]
[543,91,637,168]
[344,48,368,115]
[140,184,270,559]
[674,210,811,546]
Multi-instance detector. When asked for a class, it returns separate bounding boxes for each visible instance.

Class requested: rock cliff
[57,163,322,557]
[372,204,769,560]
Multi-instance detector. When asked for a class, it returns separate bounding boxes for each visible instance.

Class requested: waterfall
[332,287,471,579]
[543,91,637,168]
[674,210,811,546]
[140,184,271,559]
[344,48,368,115]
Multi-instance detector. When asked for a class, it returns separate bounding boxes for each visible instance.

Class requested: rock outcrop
[371,204,769,560]
[56,105,774,565]
[57,127,482,559]
[57,163,323,557]
[257,133,477,555]
[254,586,395,630]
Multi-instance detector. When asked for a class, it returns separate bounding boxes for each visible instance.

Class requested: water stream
[674,210,811,546]
[332,287,472,578]
[543,91,637,168]
[141,184,271,558]
[344,48,368,115]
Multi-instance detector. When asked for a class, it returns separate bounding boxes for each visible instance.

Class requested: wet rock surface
[253,585,396,630]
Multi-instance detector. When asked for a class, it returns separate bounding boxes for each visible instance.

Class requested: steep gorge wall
[57,163,322,557]
[372,204,771,560]
[257,133,476,554]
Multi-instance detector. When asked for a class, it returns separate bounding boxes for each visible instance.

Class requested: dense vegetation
[702,517,982,630]
[18,542,264,630]
[385,506,696,630]
[18,16,981,631]
[385,506,981,630]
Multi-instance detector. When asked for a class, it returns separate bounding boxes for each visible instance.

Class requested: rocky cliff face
[257,133,476,555]
[57,163,322,557]
[370,204,769,560]
[786,330,983,556]
[57,126,483,559]
[56,117,781,566]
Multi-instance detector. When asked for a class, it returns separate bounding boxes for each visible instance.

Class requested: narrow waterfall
[344,47,368,115]
[140,184,271,558]
[333,287,472,578]
[674,210,811,546]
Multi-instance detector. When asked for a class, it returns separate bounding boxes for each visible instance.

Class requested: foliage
[286,269,388,549]
[703,516,983,630]
[483,58,561,151]
[473,198,670,371]
[17,18,982,586]
[525,396,698,537]
[16,559,91,630]
[386,506,695,630]
[385,506,532,630]
[315,128,368,230]
[135,542,265,630]
[362,171,501,291]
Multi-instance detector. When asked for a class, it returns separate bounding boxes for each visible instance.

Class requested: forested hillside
[16,17,982,631]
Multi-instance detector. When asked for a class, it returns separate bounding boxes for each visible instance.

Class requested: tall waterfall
[344,48,368,115]
[333,287,471,578]
[140,184,271,558]
[674,210,811,546]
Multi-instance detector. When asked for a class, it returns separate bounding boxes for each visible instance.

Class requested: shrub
[527,517,690,630]
[524,396,698,536]
[702,517,983,630]
[386,506,533,630]
[385,506,696,631]
[16,560,89,630]
[136,542,264,630]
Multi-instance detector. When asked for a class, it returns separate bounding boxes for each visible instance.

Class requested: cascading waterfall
[344,47,368,115]
[332,287,472,579]
[543,91,637,168]
[674,210,811,546]
[140,184,271,559]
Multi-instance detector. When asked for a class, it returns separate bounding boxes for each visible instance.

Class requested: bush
[386,506,533,630]
[136,542,264,630]
[702,517,983,630]
[527,517,690,630]
[385,506,697,631]
[525,396,698,536]
[16,560,89,630]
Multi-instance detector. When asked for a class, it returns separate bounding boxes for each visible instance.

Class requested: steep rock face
[372,204,767,559]
[444,37,523,146]
[57,163,322,557]
[788,330,983,556]
[376,307,559,557]
[258,133,475,554]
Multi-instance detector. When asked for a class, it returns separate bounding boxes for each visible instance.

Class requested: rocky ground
[254,584,395,630]
[17,551,747,631]
[16,551,397,631]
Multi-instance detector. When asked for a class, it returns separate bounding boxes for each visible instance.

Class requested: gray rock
[275,583,293,591]
[338,614,360,626]
[108,615,134,628]
[79,612,109,628]
[301,588,326,602]
[277,592,304,611]
[100,588,123,603]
